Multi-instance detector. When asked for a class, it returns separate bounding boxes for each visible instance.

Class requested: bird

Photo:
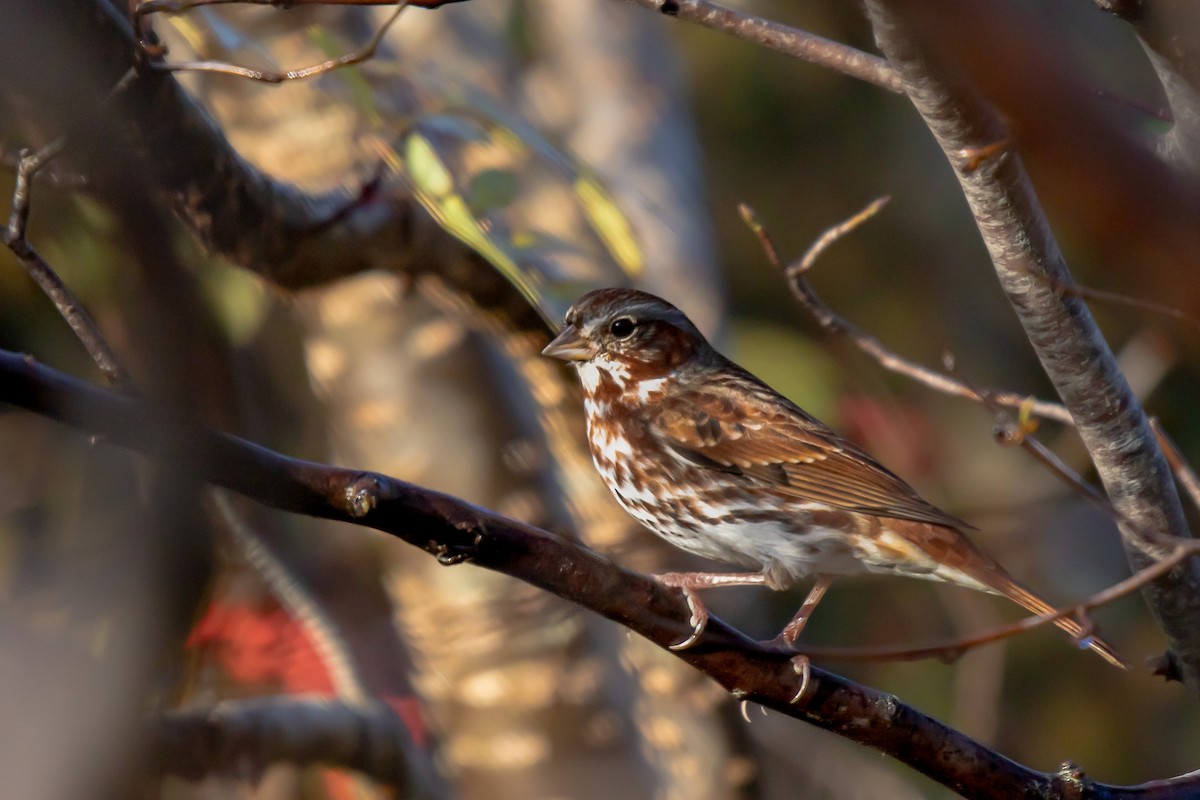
[542,287,1126,670]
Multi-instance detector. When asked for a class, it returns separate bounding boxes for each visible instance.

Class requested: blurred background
[0,0,1195,798]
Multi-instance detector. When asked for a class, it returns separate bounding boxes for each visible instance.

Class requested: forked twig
[142,2,407,84]
[740,202,1200,665]
[1,140,128,386]
[0,143,87,190]
[945,352,1173,548]
[739,200,1074,425]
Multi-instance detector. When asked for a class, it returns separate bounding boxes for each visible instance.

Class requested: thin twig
[1152,419,1200,514]
[803,540,1197,664]
[136,0,458,12]
[1015,263,1200,333]
[5,139,65,242]
[739,200,1074,425]
[0,142,88,189]
[740,203,1191,665]
[618,0,903,94]
[145,3,407,84]
[1,141,128,386]
[865,0,1200,692]
[944,352,1173,548]
[790,195,891,277]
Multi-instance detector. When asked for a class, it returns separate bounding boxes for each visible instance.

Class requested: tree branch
[1,140,128,386]
[615,0,903,93]
[863,0,1200,694]
[5,349,1200,798]
[739,200,1074,426]
[147,696,444,796]
[0,0,551,337]
[143,3,407,83]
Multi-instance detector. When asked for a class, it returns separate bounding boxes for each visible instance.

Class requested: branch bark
[6,349,1200,799]
[863,0,1200,694]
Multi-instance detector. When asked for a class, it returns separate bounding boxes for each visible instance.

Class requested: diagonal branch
[0,0,551,337]
[5,348,1200,798]
[739,200,1074,426]
[615,0,903,93]
[863,0,1200,695]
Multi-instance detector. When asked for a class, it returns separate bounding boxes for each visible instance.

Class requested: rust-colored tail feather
[990,574,1129,669]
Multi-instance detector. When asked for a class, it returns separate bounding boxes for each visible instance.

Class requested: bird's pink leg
[653,572,769,650]
[773,574,836,647]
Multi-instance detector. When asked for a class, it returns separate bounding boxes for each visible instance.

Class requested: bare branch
[1153,420,1200,514]
[0,142,89,189]
[615,0,903,94]
[144,4,407,83]
[805,539,1195,666]
[739,201,1075,426]
[136,0,461,12]
[864,0,1200,694]
[0,0,552,337]
[8,348,1200,798]
[1,140,128,386]
[147,696,445,796]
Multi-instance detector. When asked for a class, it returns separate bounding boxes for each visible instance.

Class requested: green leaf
[466,169,520,215]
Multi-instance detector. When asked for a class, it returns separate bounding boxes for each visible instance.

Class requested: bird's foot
[654,572,711,650]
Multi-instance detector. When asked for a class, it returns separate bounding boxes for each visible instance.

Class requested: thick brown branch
[6,350,1200,799]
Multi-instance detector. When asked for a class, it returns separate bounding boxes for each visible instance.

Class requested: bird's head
[542,288,708,380]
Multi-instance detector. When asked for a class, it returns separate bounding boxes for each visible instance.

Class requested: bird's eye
[609,317,636,339]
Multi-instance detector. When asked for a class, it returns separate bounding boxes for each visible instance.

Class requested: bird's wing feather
[647,374,971,529]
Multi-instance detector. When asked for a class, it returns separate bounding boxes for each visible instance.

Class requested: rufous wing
[647,373,971,530]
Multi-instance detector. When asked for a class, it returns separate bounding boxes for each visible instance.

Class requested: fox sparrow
[544,287,1124,669]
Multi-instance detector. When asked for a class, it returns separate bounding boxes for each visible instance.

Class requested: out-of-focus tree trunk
[162,2,753,797]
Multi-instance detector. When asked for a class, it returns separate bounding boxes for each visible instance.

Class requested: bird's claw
[789,655,811,704]
[668,585,708,650]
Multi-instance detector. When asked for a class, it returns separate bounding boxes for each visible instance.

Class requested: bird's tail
[883,519,1127,668]
[985,572,1129,670]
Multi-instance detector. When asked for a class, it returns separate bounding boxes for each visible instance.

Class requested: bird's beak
[542,324,595,362]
